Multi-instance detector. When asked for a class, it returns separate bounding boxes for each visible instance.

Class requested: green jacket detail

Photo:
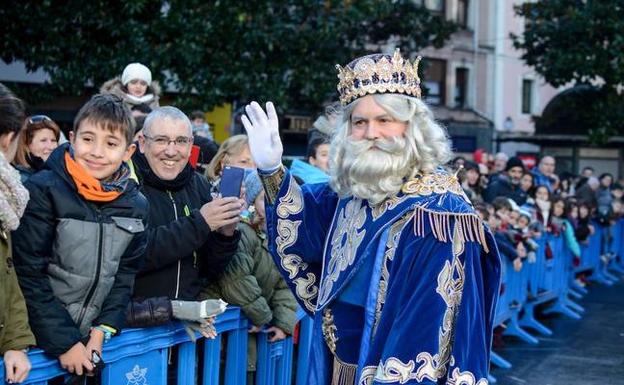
[0,232,36,354]
[200,222,297,334]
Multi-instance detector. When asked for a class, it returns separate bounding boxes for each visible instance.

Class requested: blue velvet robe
[265,169,501,385]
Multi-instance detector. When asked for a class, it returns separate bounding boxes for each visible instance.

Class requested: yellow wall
[205,103,232,144]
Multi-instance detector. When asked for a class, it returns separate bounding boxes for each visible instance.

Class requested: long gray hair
[329,94,452,204]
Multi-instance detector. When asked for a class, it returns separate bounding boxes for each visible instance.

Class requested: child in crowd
[100,62,160,110]
[487,201,525,272]
[0,83,36,384]
[290,136,331,184]
[492,197,513,230]
[190,110,214,140]
[510,210,539,264]
[200,171,297,384]
[551,197,582,261]
[575,202,595,244]
[12,94,148,377]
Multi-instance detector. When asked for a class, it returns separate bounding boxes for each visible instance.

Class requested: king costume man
[242,49,501,385]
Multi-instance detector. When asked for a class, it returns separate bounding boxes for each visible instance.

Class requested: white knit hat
[121,63,152,85]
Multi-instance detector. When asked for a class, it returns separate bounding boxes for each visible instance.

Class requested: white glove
[241,101,283,170]
[171,299,228,322]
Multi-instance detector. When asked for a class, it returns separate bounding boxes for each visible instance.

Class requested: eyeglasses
[144,135,193,148]
[28,115,52,124]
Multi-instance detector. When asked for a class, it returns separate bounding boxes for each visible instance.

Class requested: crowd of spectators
[1,61,623,384]
[456,152,624,285]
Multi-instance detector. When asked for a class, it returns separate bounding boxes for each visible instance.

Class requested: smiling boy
[12,94,148,377]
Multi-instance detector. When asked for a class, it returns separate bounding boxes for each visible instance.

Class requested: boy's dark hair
[190,110,205,121]
[0,83,25,137]
[492,197,512,212]
[74,94,135,145]
[307,136,330,160]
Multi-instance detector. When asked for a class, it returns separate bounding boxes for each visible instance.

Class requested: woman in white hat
[100,62,161,109]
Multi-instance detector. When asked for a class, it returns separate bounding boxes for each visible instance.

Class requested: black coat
[12,144,148,356]
[131,151,239,301]
[484,176,527,205]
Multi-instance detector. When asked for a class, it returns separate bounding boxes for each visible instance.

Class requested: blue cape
[265,169,501,385]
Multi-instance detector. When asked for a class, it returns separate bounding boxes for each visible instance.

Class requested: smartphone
[220,166,245,198]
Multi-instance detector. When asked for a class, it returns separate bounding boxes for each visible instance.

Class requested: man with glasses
[127,106,242,332]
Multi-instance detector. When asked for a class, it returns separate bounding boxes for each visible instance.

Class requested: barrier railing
[3,219,622,385]
[0,307,300,385]
[491,218,623,380]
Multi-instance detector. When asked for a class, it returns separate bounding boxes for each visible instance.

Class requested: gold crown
[336,49,422,106]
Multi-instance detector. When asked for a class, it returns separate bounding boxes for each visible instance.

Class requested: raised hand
[241,101,283,170]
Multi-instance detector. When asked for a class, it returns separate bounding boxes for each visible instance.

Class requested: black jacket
[484,176,527,205]
[131,151,239,301]
[12,144,148,356]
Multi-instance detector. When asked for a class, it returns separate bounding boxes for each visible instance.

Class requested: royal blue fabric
[265,169,501,384]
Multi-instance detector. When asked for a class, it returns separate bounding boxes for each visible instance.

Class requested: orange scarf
[64,152,121,202]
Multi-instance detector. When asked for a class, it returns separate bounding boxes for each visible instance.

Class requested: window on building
[457,0,469,28]
[423,59,447,105]
[522,79,534,114]
[412,0,445,14]
[425,0,445,13]
[455,67,468,108]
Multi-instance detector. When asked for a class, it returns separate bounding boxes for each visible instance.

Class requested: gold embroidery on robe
[276,177,304,218]
[274,177,318,312]
[318,198,367,307]
[402,172,468,201]
[360,223,471,384]
[372,213,413,336]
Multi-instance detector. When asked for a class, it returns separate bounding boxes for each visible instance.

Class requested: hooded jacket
[12,144,148,357]
[131,151,240,301]
[100,77,161,109]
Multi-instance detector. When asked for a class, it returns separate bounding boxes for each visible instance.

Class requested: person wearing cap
[240,49,500,385]
[100,62,161,110]
[484,156,528,205]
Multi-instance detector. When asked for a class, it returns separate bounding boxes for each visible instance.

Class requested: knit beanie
[506,156,525,172]
[244,170,264,207]
[122,63,152,85]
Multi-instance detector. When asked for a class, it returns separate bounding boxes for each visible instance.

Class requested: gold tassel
[332,356,358,385]
[413,206,489,252]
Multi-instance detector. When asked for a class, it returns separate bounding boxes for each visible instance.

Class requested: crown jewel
[336,49,422,106]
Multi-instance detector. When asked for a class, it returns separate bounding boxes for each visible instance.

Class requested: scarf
[25,153,45,172]
[0,152,29,232]
[125,93,155,105]
[132,150,193,191]
[64,151,130,202]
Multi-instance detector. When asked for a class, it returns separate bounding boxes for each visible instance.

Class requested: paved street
[491,279,624,385]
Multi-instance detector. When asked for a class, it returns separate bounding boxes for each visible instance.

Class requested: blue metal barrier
[492,221,623,375]
[3,221,621,385]
[609,219,624,274]
[0,306,314,385]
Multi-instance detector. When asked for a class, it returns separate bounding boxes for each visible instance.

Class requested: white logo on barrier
[126,365,148,385]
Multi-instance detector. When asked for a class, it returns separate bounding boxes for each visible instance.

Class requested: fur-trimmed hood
[100,77,161,109]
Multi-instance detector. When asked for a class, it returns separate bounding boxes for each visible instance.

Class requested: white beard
[331,136,415,205]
